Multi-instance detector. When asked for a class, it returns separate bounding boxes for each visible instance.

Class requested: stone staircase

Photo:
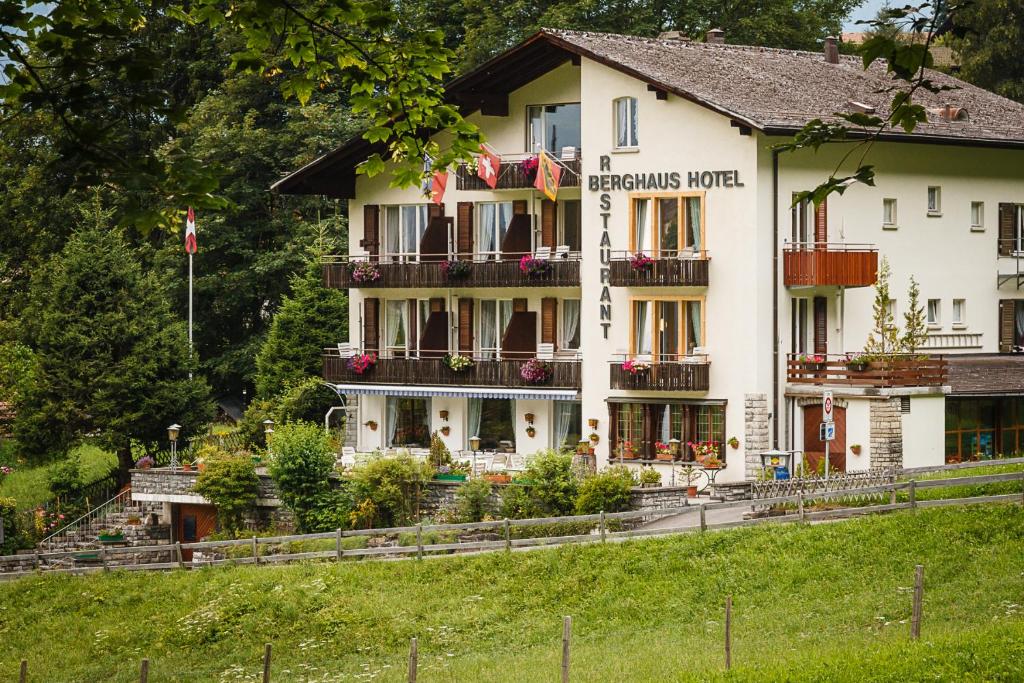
[38,488,165,553]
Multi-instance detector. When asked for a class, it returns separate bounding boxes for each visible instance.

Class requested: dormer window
[614,97,639,149]
[527,103,581,156]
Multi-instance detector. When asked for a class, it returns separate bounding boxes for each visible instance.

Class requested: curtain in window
[386,397,398,447]
[386,206,400,261]
[615,98,629,147]
[687,197,702,251]
[386,300,405,352]
[496,202,512,249]
[629,98,638,146]
[687,301,701,354]
[555,401,577,449]
[1016,302,1024,346]
[468,398,483,444]
[401,206,418,258]
[634,301,652,358]
[480,205,496,255]
[658,198,679,254]
[480,300,496,359]
[563,299,580,349]
[499,300,512,345]
[635,199,652,254]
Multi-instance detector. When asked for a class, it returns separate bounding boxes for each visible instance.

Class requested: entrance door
[802,405,846,474]
[176,504,217,561]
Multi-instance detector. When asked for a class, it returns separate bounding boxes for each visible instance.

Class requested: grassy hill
[0,442,116,510]
[1,504,1023,682]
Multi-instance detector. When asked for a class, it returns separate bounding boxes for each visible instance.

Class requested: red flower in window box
[346,353,377,375]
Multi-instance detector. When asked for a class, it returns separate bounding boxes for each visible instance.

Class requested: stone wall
[869,397,903,469]
[629,486,690,511]
[744,393,770,478]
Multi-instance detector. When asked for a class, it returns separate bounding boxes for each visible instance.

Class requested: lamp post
[470,435,481,478]
[263,419,275,456]
[167,424,181,470]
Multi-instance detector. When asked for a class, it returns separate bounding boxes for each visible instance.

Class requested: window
[527,103,581,155]
[953,299,966,326]
[384,205,429,262]
[384,300,408,356]
[632,194,703,256]
[887,299,898,320]
[927,299,941,326]
[387,397,431,447]
[468,398,515,451]
[554,401,582,449]
[477,202,513,259]
[561,299,581,350]
[560,199,582,251]
[1015,205,1024,253]
[927,186,942,215]
[613,97,638,148]
[943,397,1024,462]
[970,201,984,230]
[477,299,512,359]
[611,401,725,461]
[791,298,808,354]
[791,194,812,244]
[632,298,703,360]
[882,198,897,228]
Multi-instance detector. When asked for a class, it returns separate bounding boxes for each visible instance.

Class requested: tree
[947,0,1024,104]
[192,453,260,537]
[14,200,214,478]
[255,255,348,399]
[863,258,901,356]
[267,421,337,533]
[902,275,928,354]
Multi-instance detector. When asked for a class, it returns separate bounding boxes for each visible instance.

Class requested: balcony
[783,244,878,288]
[323,350,582,390]
[608,251,709,287]
[322,254,581,289]
[608,355,710,392]
[455,154,582,191]
[786,354,948,389]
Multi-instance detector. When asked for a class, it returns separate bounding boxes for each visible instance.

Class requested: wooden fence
[1,470,1022,580]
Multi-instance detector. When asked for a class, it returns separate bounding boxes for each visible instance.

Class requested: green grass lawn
[0,442,117,510]
[1,504,1022,682]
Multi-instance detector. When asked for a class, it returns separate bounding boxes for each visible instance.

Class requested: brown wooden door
[802,405,846,474]
[176,504,217,561]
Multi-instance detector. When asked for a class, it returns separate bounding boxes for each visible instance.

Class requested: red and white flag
[430,170,448,205]
[477,144,501,189]
[185,207,197,255]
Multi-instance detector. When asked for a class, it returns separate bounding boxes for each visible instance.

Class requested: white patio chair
[490,454,509,472]
[555,348,580,361]
[336,342,355,357]
[555,245,570,259]
[559,146,577,160]
[534,246,551,260]
[509,454,526,471]
[537,343,555,360]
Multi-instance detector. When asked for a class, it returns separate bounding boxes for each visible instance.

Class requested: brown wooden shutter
[458,298,474,353]
[457,202,474,258]
[363,297,380,353]
[813,296,827,355]
[361,205,380,261]
[999,299,1016,352]
[512,298,528,313]
[428,203,445,220]
[541,200,556,248]
[501,311,537,359]
[814,198,827,246]
[541,297,558,348]
[608,404,618,457]
[512,200,528,215]
[501,214,532,258]
[420,217,450,261]
[999,203,1016,256]
[429,297,445,313]
[407,299,418,357]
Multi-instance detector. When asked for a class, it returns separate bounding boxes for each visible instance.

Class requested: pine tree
[863,257,901,356]
[902,275,928,353]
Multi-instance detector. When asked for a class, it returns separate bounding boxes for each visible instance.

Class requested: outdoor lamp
[524,412,535,425]
[588,418,599,430]
[263,418,275,435]
[669,438,681,456]
[167,424,181,443]
[167,424,182,470]
[470,435,481,451]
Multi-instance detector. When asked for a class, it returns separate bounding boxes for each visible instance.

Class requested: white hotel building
[275,29,1024,483]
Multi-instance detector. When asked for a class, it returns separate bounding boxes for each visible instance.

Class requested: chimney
[706,28,725,44]
[824,36,839,64]
[658,30,690,41]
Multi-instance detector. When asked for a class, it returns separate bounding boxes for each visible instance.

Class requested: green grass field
[1,504,1022,682]
[0,442,117,510]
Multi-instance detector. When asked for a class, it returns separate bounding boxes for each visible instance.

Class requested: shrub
[523,449,578,515]
[639,467,662,486]
[268,422,337,533]
[276,377,343,428]
[349,453,434,528]
[192,456,259,537]
[0,496,31,555]
[455,478,493,522]
[575,466,636,514]
[47,455,83,515]
[428,431,452,469]
[238,398,275,451]
[500,484,540,520]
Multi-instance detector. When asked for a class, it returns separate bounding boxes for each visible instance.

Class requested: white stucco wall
[901,395,946,469]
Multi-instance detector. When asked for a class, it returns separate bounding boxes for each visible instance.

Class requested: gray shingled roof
[545,29,1024,145]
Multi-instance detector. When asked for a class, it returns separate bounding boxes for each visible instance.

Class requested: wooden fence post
[889,483,897,507]
[336,528,343,561]
[408,637,418,683]
[561,616,572,683]
[503,518,511,552]
[100,545,108,572]
[19,659,26,683]
[175,542,184,569]
[909,480,917,510]
[139,658,149,683]
[416,524,423,561]
[724,596,732,670]
[700,504,707,531]
[911,564,924,640]
[599,511,606,542]
[252,536,260,565]
[797,493,805,522]
[33,551,40,571]
[262,643,272,683]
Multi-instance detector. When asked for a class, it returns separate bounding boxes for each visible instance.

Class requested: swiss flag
[185,207,197,255]
[476,144,501,189]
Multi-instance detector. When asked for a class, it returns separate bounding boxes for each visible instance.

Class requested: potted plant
[639,467,662,488]
[125,515,142,526]
[703,454,723,470]
[616,440,638,460]
[588,433,600,446]
[520,155,539,182]
[364,420,378,431]
[440,425,451,437]
[519,255,552,277]
[797,353,826,370]
[433,464,468,482]
[181,459,193,472]
[134,455,155,470]
[440,259,472,279]
[443,353,475,372]
[526,425,536,438]
[484,471,512,484]
[98,528,125,543]
[629,252,654,270]
[654,441,674,461]
[347,260,381,283]
[688,440,720,465]
[680,465,702,498]
[845,352,869,372]
[520,358,554,384]
[622,358,651,375]
[347,353,377,375]
[727,436,740,450]
[850,444,862,455]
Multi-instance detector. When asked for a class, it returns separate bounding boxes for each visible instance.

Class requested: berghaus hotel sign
[589,155,743,339]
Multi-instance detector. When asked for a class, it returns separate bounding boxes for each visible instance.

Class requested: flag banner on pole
[421,154,433,195]
[185,207,197,254]
[476,144,501,189]
[430,170,447,205]
[534,151,561,201]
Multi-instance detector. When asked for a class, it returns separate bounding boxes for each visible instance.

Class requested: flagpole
[188,251,193,380]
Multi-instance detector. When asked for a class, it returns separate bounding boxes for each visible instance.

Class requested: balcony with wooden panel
[608,250,709,287]
[455,153,581,191]
[783,244,878,288]
[608,354,710,392]
[323,253,580,289]
[786,354,948,389]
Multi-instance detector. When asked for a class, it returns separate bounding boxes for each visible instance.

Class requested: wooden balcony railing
[322,254,581,289]
[786,354,948,388]
[608,251,709,287]
[783,244,878,288]
[608,355,710,392]
[323,351,582,389]
[455,155,582,191]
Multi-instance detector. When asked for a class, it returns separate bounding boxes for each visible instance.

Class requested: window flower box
[520,155,539,183]
[443,353,475,372]
[347,353,377,375]
[520,358,554,384]
[347,260,381,283]
[433,473,467,482]
[440,259,471,279]
[797,353,826,370]
[622,358,651,374]
[654,440,675,461]
[519,256,552,277]
[629,252,654,270]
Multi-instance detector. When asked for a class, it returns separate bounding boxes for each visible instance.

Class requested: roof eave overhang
[762,125,1024,151]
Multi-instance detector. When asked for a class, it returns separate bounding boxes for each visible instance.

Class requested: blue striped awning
[332,383,579,401]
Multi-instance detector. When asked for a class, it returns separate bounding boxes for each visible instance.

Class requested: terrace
[608,354,711,392]
[783,243,878,288]
[454,152,582,191]
[608,251,710,287]
[323,253,581,289]
[786,354,948,389]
